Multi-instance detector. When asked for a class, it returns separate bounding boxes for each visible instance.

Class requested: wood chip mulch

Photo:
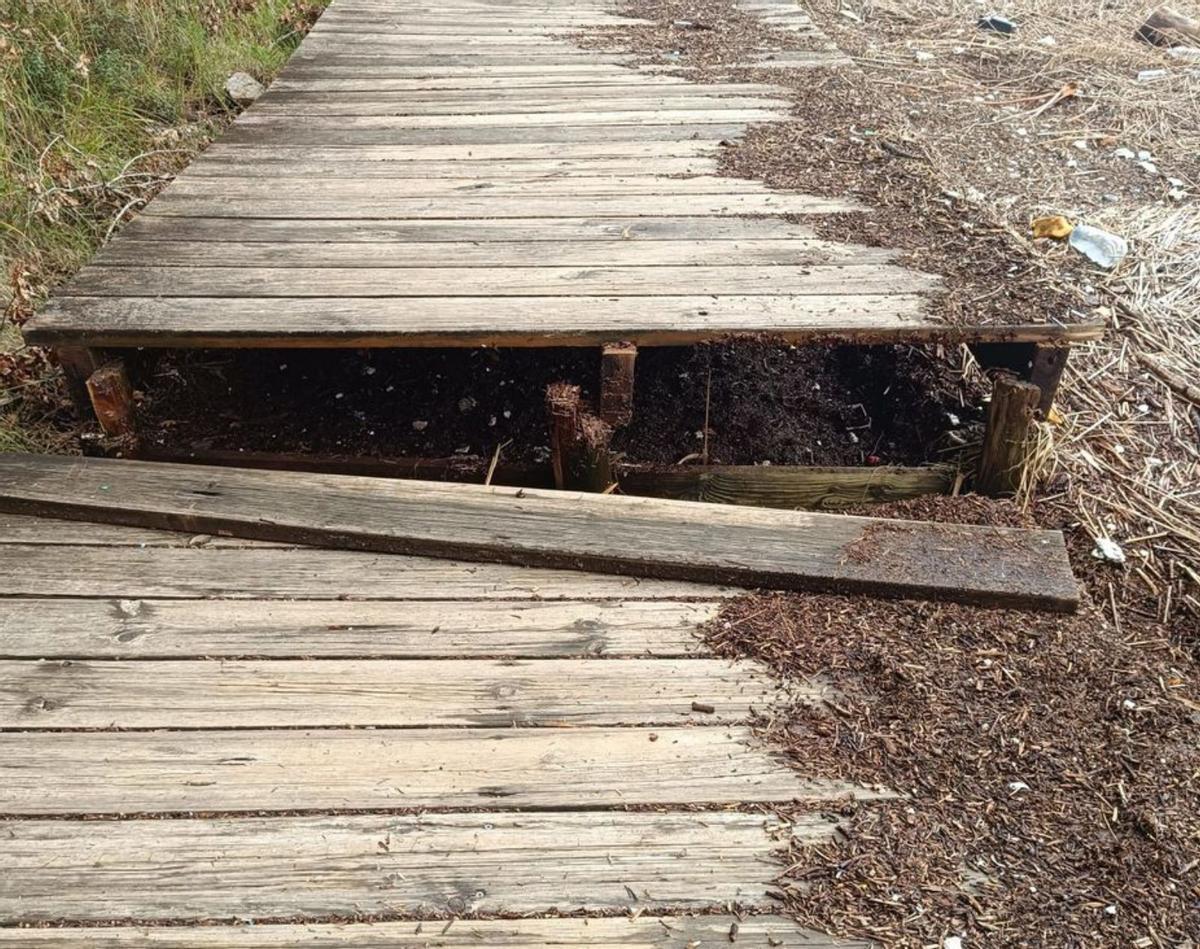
[705,499,1199,946]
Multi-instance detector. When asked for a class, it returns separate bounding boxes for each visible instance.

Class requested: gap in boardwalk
[134,341,980,468]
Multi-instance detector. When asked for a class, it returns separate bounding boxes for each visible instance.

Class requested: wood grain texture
[0,915,866,948]
[0,657,790,728]
[0,726,886,815]
[0,811,832,921]
[0,454,1080,609]
[0,597,716,658]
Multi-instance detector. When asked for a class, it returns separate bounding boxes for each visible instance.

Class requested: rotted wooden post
[55,347,103,418]
[976,374,1040,497]
[85,360,137,438]
[599,342,637,428]
[545,382,615,492]
[969,342,1070,413]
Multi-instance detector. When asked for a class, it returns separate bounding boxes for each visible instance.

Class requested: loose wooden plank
[25,296,1103,350]
[0,543,727,600]
[0,811,831,921]
[0,657,789,728]
[0,727,880,814]
[0,597,715,658]
[63,264,931,298]
[0,511,287,547]
[92,238,892,269]
[264,82,783,99]
[229,109,785,129]
[0,915,866,948]
[0,454,1080,610]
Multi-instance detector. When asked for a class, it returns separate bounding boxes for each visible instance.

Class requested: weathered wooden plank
[0,512,286,547]
[25,296,1105,350]
[110,214,820,243]
[230,109,784,129]
[185,156,721,178]
[0,727,881,814]
[0,543,727,600]
[141,193,857,220]
[0,597,715,658]
[249,96,790,116]
[217,122,748,146]
[264,82,783,99]
[63,264,931,298]
[0,915,865,948]
[0,454,1080,610]
[0,811,830,921]
[164,174,783,196]
[0,657,789,728]
[619,464,955,510]
[92,238,891,269]
[267,75,703,91]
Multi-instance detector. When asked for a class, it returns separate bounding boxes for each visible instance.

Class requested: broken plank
[0,597,716,658]
[0,811,829,921]
[0,726,882,815]
[0,454,1080,610]
[0,657,790,728]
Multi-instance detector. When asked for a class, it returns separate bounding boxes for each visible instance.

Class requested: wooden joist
[0,454,1079,609]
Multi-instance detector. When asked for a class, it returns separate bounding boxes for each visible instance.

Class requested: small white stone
[914,49,935,62]
[1091,536,1127,565]
[1113,147,1136,160]
[1072,139,1089,152]
[945,937,964,949]
[1008,781,1030,793]
[1037,35,1057,46]
[412,420,428,431]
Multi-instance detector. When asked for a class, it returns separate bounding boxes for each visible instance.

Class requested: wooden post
[599,342,637,428]
[969,342,1070,413]
[545,382,615,492]
[976,374,1040,497]
[1028,344,1069,413]
[546,382,581,490]
[55,347,102,418]
[85,360,137,438]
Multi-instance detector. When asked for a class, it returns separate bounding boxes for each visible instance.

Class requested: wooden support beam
[546,382,581,490]
[599,341,637,427]
[54,347,102,418]
[1028,344,1070,413]
[85,360,137,438]
[970,341,1071,413]
[976,374,1041,498]
[619,464,954,509]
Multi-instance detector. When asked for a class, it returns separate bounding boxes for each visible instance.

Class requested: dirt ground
[136,342,977,468]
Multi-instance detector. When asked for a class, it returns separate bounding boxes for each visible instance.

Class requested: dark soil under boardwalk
[135,341,979,468]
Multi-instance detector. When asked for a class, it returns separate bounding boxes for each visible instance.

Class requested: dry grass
[803,0,1200,630]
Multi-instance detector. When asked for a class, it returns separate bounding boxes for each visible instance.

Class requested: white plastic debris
[1137,68,1169,82]
[1091,536,1127,565]
[945,937,965,949]
[1037,35,1057,46]
[1068,224,1128,269]
[1113,147,1136,160]
[411,419,429,431]
[1104,905,1118,917]
[1008,781,1030,793]
[914,49,935,62]
[1138,159,1160,174]
[1167,45,1200,61]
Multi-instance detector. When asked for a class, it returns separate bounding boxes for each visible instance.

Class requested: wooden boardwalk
[23,0,1099,350]
[0,508,878,945]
